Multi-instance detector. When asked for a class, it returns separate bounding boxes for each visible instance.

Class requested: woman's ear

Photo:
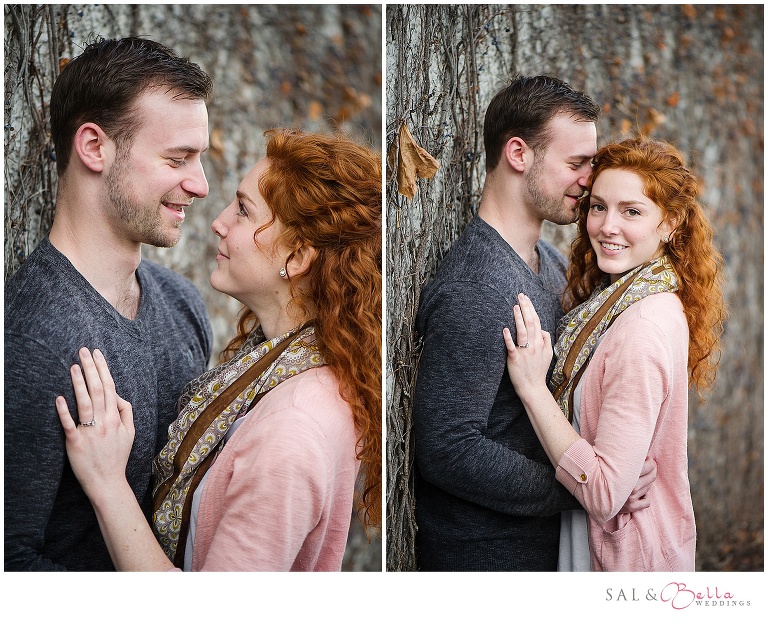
[72,122,113,173]
[659,214,679,244]
[285,244,318,278]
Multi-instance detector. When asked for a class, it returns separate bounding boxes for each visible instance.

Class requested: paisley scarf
[151,322,324,566]
[550,257,679,421]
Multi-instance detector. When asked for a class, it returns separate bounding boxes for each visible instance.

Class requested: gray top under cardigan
[557,336,600,572]
[413,215,580,571]
[4,238,212,571]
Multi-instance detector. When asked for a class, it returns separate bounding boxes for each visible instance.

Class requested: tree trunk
[386,3,763,571]
[4,2,382,572]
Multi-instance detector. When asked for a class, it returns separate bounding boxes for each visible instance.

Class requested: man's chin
[548,207,580,226]
[562,199,581,224]
[143,229,182,249]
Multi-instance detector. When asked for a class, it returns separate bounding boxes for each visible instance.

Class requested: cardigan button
[580,473,587,482]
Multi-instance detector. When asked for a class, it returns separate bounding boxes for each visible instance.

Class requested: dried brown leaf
[394,122,439,200]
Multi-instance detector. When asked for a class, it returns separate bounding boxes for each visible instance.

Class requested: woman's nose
[211,206,230,237]
[600,210,620,234]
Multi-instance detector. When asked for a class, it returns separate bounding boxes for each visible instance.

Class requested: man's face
[105,89,209,248]
[524,113,597,226]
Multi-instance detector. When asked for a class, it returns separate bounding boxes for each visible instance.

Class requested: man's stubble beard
[106,148,181,249]
[525,154,579,226]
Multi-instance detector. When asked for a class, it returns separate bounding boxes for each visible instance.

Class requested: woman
[55,129,382,571]
[503,137,725,571]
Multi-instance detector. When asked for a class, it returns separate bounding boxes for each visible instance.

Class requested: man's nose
[577,163,592,188]
[183,159,209,199]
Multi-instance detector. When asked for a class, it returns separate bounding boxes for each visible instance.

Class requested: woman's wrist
[85,476,133,511]
[516,381,550,406]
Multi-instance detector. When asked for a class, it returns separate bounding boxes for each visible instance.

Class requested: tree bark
[4,2,382,572]
[386,3,763,571]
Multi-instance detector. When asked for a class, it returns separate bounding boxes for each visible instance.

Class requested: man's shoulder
[427,218,515,286]
[140,258,197,289]
[138,259,207,307]
[5,241,73,316]
[5,250,86,366]
[537,238,568,264]
[138,261,211,353]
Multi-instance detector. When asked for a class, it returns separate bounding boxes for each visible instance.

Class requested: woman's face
[210,158,289,308]
[586,169,671,283]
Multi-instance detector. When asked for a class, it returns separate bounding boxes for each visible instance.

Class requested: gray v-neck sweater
[5,238,212,570]
[413,216,580,571]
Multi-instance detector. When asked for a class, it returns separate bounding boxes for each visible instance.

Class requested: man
[5,37,214,571]
[412,75,600,571]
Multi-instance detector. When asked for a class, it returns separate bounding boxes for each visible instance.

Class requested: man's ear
[72,122,113,173]
[503,136,529,173]
[285,244,318,279]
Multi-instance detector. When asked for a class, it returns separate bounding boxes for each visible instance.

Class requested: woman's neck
[255,305,308,341]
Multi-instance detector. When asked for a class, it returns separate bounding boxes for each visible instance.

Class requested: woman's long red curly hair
[564,137,727,394]
[220,129,382,531]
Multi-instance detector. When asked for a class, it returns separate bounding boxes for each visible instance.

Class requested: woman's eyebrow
[236,190,257,205]
[590,193,647,207]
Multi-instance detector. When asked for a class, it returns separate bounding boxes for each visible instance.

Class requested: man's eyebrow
[167,144,209,154]
[568,155,592,162]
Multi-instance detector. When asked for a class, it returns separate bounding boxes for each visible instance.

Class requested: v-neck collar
[43,238,149,338]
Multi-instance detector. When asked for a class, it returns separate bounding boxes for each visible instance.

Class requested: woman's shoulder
[607,292,687,346]
[252,367,352,427]
[277,366,344,400]
[616,292,684,324]
[232,367,357,464]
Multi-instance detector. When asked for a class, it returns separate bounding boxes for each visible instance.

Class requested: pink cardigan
[556,292,696,571]
[188,367,360,571]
